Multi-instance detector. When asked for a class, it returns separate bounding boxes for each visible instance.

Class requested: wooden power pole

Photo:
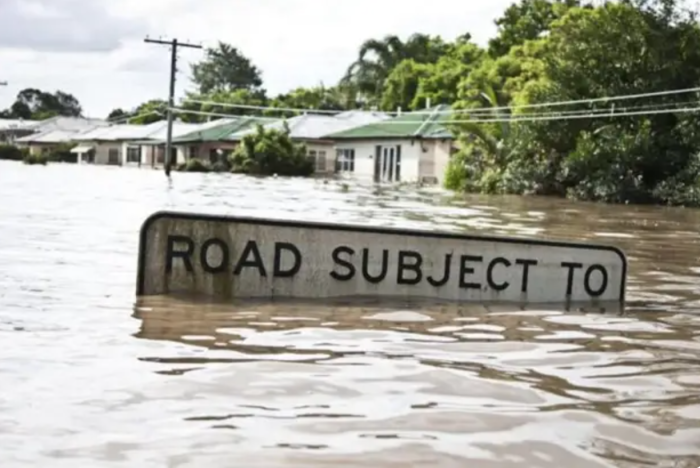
[144,36,202,177]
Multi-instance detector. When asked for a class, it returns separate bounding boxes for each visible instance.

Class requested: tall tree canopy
[445,0,700,206]
[191,41,264,95]
[341,33,454,107]
[0,88,82,120]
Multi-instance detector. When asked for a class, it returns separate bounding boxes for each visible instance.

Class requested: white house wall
[304,142,334,173]
[432,139,453,185]
[93,143,122,165]
[333,139,429,183]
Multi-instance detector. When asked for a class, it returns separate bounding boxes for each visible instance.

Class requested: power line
[440,86,700,115]
[144,36,202,177]
[108,110,163,124]
[170,107,280,121]
[403,104,700,124]
[169,103,700,125]
[182,87,700,119]
[182,98,343,115]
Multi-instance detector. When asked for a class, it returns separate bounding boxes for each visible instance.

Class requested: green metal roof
[325,104,454,140]
[172,117,276,143]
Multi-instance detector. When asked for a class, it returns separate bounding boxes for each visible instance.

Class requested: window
[126,146,141,164]
[188,146,197,160]
[307,149,327,172]
[317,151,327,172]
[335,148,355,172]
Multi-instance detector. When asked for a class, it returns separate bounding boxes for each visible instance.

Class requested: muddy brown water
[0,161,699,467]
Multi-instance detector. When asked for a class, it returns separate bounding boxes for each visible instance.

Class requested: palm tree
[341,34,449,107]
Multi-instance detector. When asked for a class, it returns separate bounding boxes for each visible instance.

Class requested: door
[377,145,402,182]
[107,148,119,165]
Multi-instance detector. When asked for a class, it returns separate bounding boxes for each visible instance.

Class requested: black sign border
[136,210,628,303]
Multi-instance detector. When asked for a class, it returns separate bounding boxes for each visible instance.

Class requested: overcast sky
[0,0,512,118]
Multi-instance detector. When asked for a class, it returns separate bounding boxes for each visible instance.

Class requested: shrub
[46,142,78,163]
[230,123,314,176]
[23,153,48,165]
[0,145,26,161]
[176,159,211,172]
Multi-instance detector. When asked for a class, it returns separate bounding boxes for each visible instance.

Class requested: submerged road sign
[136,211,627,305]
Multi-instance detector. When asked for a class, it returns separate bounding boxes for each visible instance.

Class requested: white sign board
[136,211,627,305]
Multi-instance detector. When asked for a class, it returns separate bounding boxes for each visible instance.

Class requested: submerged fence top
[137,210,628,306]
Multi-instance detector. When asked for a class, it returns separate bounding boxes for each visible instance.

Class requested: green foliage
[23,153,48,165]
[106,108,128,121]
[342,33,454,107]
[175,158,232,173]
[443,0,700,207]
[0,88,82,119]
[230,123,313,176]
[267,85,347,117]
[125,100,166,125]
[177,159,211,172]
[191,41,264,95]
[46,142,78,163]
[0,145,27,161]
[487,0,581,57]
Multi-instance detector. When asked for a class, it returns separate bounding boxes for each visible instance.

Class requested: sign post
[136,211,627,306]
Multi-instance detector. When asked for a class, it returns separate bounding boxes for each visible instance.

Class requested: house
[226,111,390,173]
[70,122,163,165]
[324,105,455,184]
[167,117,276,165]
[133,119,241,167]
[0,119,40,144]
[14,117,110,155]
[70,120,223,167]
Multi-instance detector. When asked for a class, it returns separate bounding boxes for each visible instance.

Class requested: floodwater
[0,161,699,468]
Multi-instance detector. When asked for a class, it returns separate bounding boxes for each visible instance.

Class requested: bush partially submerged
[177,159,211,172]
[0,145,27,161]
[229,123,313,176]
[23,153,48,165]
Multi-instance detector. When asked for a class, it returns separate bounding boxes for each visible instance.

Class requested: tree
[448,0,700,206]
[127,100,167,124]
[342,33,452,106]
[412,38,487,110]
[180,88,269,122]
[267,85,347,117]
[487,0,582,57]
[191,41,264,95]
[107,108,128,121]
[1,88,83,120]
[380,60,433,111]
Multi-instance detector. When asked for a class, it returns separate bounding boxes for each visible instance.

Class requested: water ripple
[0,162,699,467]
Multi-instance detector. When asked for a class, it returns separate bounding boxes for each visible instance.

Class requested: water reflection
[1,162,699,467]
[132,296,700,467]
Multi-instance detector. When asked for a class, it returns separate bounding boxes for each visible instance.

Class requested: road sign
[136,211,627,305]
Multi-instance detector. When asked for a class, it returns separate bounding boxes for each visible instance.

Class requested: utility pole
[144,36,202,177]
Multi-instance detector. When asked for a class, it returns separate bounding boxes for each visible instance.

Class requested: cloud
[0,0,146,52]
[0,0,511,118]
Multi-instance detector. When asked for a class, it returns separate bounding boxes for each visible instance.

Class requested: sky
[0,0,513,118]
